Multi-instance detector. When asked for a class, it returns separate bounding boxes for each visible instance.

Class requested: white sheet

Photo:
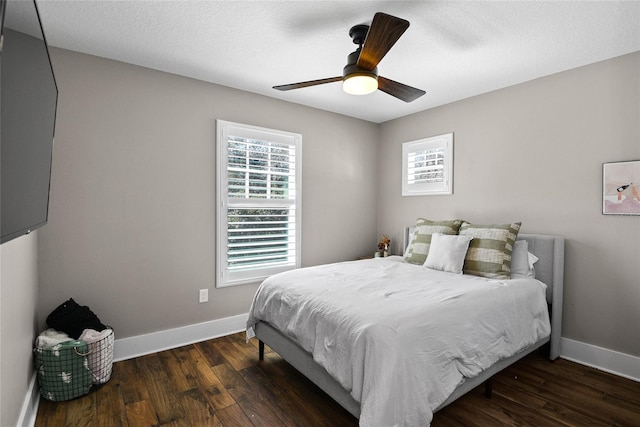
[247,256,551,426]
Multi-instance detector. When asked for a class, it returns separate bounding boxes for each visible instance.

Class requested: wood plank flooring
[35,333,640,426]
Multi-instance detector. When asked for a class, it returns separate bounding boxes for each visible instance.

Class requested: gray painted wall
[377,52,640,356]
[0,232,40,427]
[37,48,379,339]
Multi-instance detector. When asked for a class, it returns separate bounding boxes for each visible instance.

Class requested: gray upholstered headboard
[403,226,564,359]
[517,234,564,302]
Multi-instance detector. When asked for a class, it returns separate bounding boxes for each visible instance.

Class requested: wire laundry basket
[83,328,115,385]
[34,328,114,401]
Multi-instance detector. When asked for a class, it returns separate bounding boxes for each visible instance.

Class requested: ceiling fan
[273,12,426,103]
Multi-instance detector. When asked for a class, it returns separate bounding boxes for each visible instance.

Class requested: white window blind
[407,147,445,185]
[216,121,301,287]
[402,133,454,196]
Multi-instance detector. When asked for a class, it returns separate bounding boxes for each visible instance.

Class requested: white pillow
[510,240,539,277]
[424,233,473,274]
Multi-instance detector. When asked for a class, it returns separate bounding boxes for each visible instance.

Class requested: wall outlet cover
[199,289,208,303]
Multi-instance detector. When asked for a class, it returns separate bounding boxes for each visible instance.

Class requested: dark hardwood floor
[35,332,640,426]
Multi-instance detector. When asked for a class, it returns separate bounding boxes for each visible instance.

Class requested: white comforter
[247,256,551,426]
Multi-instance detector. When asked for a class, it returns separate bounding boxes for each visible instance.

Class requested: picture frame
[402,133,454,196]
[602,160,640,215]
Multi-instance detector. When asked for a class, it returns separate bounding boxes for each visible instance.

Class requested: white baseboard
[113,313,248,362]
[561,337,640,382]
[17,372,39,427]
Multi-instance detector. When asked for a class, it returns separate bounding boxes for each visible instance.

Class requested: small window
[216,120,301,287]
[402,133,453,196]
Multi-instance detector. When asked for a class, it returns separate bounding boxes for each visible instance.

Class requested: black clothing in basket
[46,298,107,339]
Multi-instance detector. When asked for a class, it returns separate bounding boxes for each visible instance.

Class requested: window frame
[402,133,454,196]
[216,120,302,288]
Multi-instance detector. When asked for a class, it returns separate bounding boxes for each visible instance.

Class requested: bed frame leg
[259,340,265,361]
[484,379,493,398]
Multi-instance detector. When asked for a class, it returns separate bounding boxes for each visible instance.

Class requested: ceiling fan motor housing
[343,49,378,80]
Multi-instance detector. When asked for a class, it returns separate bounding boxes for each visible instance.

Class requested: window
[402,133,453,196]
[216,120,301,287]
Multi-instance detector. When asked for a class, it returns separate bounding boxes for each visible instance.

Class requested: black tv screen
[1,0,58,244]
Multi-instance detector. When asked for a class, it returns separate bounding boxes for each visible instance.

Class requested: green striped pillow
[459,222,521,279]
[403,219,464,265]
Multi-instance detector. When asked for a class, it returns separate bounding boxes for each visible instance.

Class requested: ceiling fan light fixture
[343,73,378,95]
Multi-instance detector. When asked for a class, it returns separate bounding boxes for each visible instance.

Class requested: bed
[247,229,564,426]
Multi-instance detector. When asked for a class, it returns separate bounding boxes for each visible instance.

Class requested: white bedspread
[247,256,551,427]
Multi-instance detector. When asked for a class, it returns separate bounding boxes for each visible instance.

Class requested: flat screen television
[1,0,58,244]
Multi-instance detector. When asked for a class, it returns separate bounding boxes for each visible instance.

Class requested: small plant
[377,235,391,256]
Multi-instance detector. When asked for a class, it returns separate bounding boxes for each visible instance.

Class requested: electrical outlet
[199,289,208,303]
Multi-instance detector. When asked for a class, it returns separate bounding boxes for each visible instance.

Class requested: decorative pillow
[510,240,539,277]
[459,222,521,279]
[403,218,464,265]
[424,233,473,274]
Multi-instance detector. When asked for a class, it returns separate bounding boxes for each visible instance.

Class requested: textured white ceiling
[34,0,640,123]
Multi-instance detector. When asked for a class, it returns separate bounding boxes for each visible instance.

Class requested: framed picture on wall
[602,160,640,215]
[402,133,454,196]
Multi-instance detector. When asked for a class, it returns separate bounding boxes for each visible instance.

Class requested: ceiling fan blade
[357,12,409,71]
[378,76,425,103]
[273,77,342,91]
